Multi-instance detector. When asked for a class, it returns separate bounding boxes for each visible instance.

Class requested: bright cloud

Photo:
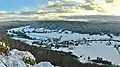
[1,0,120,15]
[36,0,120,15]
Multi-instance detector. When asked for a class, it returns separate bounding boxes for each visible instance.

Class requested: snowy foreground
[7,26,120,65]
[0,49,54,67]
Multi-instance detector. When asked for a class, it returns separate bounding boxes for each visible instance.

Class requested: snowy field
[7,26,120,65]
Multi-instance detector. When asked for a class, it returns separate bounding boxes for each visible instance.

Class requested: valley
[7,25,120,65]
[0,21,120,67]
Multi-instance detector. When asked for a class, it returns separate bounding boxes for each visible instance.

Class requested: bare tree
[114,45,120,55]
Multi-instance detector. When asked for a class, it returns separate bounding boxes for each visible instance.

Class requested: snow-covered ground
[0,49,54,67]
[10,49,35,61]
[7,26,120,65]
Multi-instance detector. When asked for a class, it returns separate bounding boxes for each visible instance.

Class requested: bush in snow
[23,56,36,65]
[10,49,36,65]
[0,42,11,56]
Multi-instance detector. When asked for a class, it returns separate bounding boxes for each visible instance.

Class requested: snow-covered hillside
[7,26,120,65]
[0,49,54,67]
